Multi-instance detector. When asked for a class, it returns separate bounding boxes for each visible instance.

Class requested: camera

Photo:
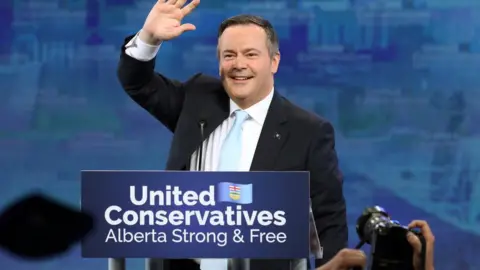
[355,206,424,270]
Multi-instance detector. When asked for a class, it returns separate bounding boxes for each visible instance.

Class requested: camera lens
[356,206,390,244]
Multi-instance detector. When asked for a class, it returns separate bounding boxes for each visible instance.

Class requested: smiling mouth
[230,76,254,81]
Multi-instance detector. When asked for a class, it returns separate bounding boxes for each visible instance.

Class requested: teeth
[233,77,249,80]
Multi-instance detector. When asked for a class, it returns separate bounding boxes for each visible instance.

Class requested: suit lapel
[170,89,230,170]
[250,92,289,171]
[199,89,230,141]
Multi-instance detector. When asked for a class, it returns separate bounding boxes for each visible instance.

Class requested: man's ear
[271,52,281,74]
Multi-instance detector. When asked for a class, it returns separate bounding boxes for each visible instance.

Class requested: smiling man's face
[217,24,280,109]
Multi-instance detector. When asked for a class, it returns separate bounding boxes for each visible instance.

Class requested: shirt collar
[229,88,274,125]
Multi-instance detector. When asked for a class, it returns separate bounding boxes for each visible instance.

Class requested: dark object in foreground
[354,206,426,270]
[0,193,93,259]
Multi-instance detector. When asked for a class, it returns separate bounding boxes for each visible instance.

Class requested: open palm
[142,0,200,41]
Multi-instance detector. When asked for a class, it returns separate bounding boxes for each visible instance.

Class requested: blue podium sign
[81,171,310,259]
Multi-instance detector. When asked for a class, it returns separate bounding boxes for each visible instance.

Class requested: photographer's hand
[315,249,366,270]
[407,220,435,270]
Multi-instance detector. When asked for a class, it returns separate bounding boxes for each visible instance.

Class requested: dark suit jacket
[117,35,348,270]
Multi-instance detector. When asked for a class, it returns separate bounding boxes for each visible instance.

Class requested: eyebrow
[221,48,261,55]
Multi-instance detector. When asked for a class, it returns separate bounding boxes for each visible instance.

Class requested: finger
[336,249,367,268]
[406,232,422,254]
[425,243,434,270]
[346,250,367,267]
[179,23,196,32]
[165,0,177,4]
[175,0,187,7]
[408,220,435,270]
[408,220,435,242]
[181,0,200,16]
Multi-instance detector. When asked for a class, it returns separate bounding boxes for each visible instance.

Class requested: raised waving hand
[140,0,200,44]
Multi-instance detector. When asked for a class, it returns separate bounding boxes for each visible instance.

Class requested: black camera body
[356,206,424,270]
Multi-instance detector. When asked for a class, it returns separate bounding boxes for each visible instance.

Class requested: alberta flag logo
[229,185,241,201]
[217,182,253,204]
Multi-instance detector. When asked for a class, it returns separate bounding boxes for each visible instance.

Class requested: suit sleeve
[307,121,348,267]
[117,35,197,132]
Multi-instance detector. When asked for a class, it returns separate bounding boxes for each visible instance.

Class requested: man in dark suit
[117,0,347,269]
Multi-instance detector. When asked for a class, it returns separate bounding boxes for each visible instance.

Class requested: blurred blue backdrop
[1,0,479,269]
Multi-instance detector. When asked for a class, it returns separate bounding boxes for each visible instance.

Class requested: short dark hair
[217,14,279,57]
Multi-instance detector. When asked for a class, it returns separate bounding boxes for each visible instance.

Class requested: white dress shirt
[124,32,307,270]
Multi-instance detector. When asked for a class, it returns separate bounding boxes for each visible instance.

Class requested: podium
[81,171,317,270]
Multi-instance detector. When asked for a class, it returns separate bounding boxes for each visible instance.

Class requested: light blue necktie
[217,110,249,171]
[200,110,249,270]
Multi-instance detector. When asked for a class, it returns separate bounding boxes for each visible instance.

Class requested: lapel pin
[274,133,281,140]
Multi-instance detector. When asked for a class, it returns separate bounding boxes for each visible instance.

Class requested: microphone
[197,120,206,171]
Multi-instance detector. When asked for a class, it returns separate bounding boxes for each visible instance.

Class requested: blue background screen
[0,0,479,269]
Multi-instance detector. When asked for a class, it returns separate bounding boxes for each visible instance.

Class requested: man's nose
[233,56,247,69]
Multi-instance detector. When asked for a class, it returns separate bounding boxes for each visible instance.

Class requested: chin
[228,88,254,100]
